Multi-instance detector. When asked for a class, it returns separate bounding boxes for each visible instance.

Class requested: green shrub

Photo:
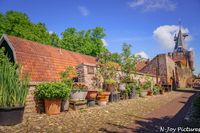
[104,78,117,84]
[136,84,142,94]
[153,85,160,95]
[125,83,136,94]
[193,96,200,109]
[143,81,151,90]
[0,48,29,107]
[35,82,71,100]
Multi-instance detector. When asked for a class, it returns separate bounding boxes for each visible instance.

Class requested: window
[87,66,94,74]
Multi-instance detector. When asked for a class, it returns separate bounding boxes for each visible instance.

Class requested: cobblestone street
[0,92,183,133]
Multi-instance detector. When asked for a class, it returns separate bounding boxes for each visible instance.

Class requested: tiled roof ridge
[6,34,96,59]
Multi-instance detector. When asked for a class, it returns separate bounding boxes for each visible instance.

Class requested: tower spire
[178,19,181,31]
[174,20,187,52]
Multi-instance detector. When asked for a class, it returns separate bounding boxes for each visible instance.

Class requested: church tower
[168,24,194,70]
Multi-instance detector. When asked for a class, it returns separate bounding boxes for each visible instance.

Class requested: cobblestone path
[0,92,183,133]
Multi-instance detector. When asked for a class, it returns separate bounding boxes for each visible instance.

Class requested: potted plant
[153,85,161,95]
[97,89,111,106]
[35,82,71,115]
[104,78,117,92]
[0,49,29,126]
[70,83,88,100]
[160,87,164,95]
[60,66,75,111]
[86,90,98,100]
[141,81,151,97]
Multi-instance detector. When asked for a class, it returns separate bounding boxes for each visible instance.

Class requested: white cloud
[153,25,191,49]
[49,31,53,34]
[135,51,149,59]
[78,6,90,16]
[101,39,108,46]
[128,0,176,11]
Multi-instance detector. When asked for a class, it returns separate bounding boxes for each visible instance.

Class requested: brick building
[140,26,194,88]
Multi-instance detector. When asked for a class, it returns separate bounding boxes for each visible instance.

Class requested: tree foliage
[0,11,108,56]
[59,27,107,56]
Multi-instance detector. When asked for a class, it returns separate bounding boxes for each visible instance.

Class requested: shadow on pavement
[98,90,198,133]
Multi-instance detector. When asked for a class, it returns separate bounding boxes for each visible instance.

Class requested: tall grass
[0,49,29,107]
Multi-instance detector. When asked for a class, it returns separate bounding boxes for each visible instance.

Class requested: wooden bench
[69,100,87,110]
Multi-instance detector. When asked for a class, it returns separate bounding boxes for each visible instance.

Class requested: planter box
[0,106,24,126]
[70,90,88,100]
[44,99,61,115]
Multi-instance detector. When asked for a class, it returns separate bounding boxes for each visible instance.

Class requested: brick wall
[25,63,159,113]
[140,54,168,84]
[25,82,44,113]
[77,63,97,89]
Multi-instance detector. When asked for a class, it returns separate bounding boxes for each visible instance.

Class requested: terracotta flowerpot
[97,95,107,101]
[98,91,111,101]
[44,99,61,115]
[86,90,98,100]
[147,90,153,96]
[99,91,111,96]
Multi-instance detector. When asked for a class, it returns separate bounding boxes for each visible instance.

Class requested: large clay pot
[70,90,88,100]
[0,106,24,126]
[98,91,111,101]
[147,90,153,96]
[86,90,98,100]
[97,95,107,101]
[44,99,61,115]
[98,91,111,96]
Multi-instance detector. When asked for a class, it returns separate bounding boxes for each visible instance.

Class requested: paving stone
[0,92,182,133]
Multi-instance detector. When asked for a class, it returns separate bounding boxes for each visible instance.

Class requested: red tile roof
[4,35,97,82]
[135,60,149,71]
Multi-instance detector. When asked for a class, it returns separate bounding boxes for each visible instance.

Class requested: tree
[110,52,122,64]
[0,11,108,56]
[60,27,108,56]
[120,43,139,81]
[0,11,57,45]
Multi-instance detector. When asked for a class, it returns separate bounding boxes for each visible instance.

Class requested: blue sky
[0,0,200,74]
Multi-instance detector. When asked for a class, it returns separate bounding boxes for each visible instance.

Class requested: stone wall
[166,55,176,84]
[176,65,192,87]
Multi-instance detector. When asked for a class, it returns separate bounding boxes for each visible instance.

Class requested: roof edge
[0,34,17,63]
